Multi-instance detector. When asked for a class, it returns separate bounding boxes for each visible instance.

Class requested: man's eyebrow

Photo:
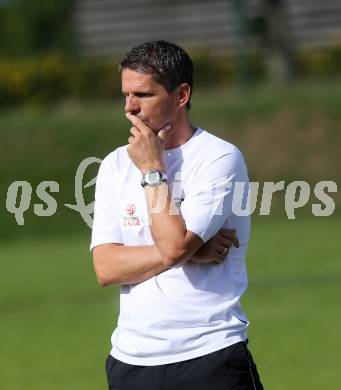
[121,91,154,96]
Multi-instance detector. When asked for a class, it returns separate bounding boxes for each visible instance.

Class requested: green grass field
[1,216,340,389]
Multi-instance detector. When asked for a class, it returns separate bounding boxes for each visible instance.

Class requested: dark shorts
[105,341,263,390]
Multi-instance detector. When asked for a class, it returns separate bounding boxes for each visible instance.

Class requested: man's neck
[164,118,196,150]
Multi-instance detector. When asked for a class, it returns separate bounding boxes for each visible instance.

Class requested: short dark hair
[119,40,194,109]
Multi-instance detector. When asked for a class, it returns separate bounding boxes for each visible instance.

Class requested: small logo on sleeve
[123,203,140,226]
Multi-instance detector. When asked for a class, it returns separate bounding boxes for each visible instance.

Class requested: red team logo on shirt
[124,203,140,226]
[126,203,136,215]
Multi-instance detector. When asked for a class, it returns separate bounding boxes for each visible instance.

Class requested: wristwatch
[141,169,168,187]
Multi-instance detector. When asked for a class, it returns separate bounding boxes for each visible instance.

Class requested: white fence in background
[73,0,341,56]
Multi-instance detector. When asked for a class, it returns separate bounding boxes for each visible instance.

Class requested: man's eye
[122,93,152,98]
[136,93,152,98]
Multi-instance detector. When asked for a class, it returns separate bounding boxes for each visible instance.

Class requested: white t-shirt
[90,127,251,366]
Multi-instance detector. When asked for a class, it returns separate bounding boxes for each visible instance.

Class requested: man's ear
[177,83,191,108]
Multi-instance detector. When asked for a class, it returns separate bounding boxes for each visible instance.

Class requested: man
[90,40,263,389]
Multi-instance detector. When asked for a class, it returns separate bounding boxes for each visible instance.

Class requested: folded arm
[92,244,168,286]
[92,228,238,286]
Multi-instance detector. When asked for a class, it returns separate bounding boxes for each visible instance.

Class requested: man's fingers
[216,243,232,256]
[219,228,239,248]
[214,250,227,262]
[125,113,151,134]
[157,124,172,142]
[207,249,225,263]
[219,228,236,236]
[130,126,141,137]
[127,136,136,144]
[230,235,239,248]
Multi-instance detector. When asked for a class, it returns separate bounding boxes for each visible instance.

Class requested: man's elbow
[159,232,203,267]
[93,260,111,287]
[92,248,117,287]
[95,272,110,287]
[161,247,188,267]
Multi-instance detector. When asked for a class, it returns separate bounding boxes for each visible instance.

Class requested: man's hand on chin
[125,113,171,172]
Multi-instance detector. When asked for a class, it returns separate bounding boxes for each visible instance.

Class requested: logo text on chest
[123,216,140,226]
[123,203,141,226]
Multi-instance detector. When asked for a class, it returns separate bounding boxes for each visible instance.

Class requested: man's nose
[125,95,140,115]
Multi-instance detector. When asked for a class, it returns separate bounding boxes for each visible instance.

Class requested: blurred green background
[1,1,340,389]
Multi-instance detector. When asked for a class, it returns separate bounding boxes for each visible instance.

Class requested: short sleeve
[180,148,249,243]
[90,153,123,251]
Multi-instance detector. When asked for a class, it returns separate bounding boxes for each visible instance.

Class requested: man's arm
[92,244,168,286]
[92,229,239,286]
[144,182,203,266]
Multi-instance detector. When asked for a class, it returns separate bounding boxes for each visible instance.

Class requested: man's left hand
[126,113,171,173]
[190,228,240,265]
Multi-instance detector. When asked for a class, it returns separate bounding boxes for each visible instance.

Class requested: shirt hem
[109,335,247,366]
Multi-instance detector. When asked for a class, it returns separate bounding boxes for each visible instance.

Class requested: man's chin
[137,116,165,133]
[147,122,162,134]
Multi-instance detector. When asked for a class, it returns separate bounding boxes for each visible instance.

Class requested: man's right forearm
[92,244,170,287]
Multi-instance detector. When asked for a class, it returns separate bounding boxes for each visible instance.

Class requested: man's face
[121,68,178,133]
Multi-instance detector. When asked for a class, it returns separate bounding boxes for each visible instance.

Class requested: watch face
[146,171,160,183]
